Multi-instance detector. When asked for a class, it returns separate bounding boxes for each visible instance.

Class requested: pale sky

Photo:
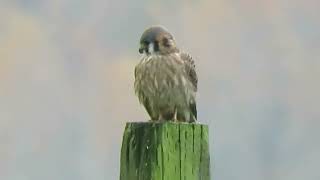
[0,0,319,180]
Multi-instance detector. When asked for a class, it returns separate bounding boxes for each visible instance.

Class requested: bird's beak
[139,47,144,54]
[139,43,146,54]
[139,43,155,54]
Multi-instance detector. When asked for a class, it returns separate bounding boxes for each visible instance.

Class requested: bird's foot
[173,108,178,122]
[157,114,166,123]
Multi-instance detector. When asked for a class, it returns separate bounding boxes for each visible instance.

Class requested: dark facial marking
[153,40,159,52]
[143,40,150,45]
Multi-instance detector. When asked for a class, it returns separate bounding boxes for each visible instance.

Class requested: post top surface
[126,121,208,127]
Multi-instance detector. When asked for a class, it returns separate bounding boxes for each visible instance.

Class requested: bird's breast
[135,54,193,97]
[136,55,183,87]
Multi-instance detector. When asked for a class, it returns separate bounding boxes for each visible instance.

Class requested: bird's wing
[180,52,198,121]
[180,52,198,91]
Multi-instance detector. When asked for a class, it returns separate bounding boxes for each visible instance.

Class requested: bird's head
[139,26,178,55]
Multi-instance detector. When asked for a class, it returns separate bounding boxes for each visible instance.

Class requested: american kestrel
[134,26,198,122]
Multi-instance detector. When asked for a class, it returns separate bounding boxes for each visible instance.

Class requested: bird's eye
[162,38,170,47]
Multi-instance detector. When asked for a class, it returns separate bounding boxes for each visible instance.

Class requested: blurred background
[0,0,319,180]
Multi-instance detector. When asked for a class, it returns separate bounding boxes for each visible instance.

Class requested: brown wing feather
[180,52,198,91]
[180,52,198,121]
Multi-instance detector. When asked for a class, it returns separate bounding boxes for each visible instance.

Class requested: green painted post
[120,122,210,180]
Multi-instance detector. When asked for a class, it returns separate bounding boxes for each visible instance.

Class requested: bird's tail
[189,103,197,123]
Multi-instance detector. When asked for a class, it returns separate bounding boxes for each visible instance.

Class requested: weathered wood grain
[120,122,210,180]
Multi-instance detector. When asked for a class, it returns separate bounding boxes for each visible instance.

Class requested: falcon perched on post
[134,26,198,122]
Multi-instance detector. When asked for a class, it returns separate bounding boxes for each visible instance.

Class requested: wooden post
[120,122,210,180]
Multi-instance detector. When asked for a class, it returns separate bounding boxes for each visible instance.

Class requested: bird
[134,26,198,122]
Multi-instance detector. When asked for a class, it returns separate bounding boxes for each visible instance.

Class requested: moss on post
[120,122,210,180]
